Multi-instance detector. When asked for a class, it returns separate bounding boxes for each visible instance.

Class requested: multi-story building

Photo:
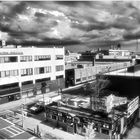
[0,44,65,104]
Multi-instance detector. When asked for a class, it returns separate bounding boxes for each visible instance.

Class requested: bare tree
[89,73,110,110]
[92,74,110,97]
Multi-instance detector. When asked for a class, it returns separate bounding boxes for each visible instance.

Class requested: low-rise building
[45,95,139,139]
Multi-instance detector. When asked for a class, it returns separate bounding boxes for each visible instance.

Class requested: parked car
[29,101,44,114]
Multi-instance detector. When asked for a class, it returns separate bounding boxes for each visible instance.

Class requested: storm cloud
[0,1,140,49]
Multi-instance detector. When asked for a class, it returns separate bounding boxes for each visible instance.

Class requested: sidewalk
[23,117,84,140]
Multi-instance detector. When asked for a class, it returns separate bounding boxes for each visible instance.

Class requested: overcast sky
[0,1,140,50]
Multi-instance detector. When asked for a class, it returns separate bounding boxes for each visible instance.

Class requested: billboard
[127,96,139,118]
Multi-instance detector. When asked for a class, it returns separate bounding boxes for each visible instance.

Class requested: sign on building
[112,96,127,107]
[106,94,127,113]
[106,94,114,113]
[127,96,139,118]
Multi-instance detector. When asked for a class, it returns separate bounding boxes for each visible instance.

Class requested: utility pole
[14,76,24,128]
[41,82,47,119]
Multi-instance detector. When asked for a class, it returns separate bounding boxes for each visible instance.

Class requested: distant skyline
[0,1,140,51]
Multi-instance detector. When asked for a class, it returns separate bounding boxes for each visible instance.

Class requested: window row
[21,68,33,76]
[0,55,64,63]
[34,55,51,61]
[56,55,63,60]
[0,57,18,63]
[0,70,18,78]
[35,66,51,74]
[0,65,64,78]
[56,65,64,71]
[20,56,32,62]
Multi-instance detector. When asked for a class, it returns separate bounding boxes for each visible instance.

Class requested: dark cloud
[112,17,137,30]
[82,33,100,39]
[1,1,140,49]
[0,22,11,33]
[10,2,27,16]
[123,31,140,40]
[0,2,27,20]
[7,37,82,46]
[71,22,110,32]
[55,1,91,7]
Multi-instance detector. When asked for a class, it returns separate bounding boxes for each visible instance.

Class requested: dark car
[29,101,44,114]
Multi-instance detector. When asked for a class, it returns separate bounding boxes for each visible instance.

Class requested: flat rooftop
[48,103,112,122]
[105,68,140,77]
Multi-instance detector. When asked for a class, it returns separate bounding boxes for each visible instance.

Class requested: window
[76,79,81,82]
[0,56,18,63]
[44,66,51,73]
[4,57,9,62]
[0,70,19,78]
[0,57,4,63]
[35,78,50,83]
[21,68,33,76]
[22,81,33,86]
[1,71,5,78]
[34,55,51,61]
[56,65,64,72]
[35,66,51,74]
[20,56,32,62]
[39,67,44,74]
[56,75,63,79]
[5,70,10,77]
[56,55,63,60]
[9,57,17,62]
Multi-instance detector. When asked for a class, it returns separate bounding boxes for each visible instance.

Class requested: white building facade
[0,46,65,103]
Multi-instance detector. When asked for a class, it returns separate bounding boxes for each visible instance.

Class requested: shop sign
[127,96,139,118]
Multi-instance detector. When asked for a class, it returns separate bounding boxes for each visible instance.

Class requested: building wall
[73,62,132,85]
[0,47,65,87]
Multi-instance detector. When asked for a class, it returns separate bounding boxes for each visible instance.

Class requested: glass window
[20,56,32,62]
[5,70,10,77]
[4,57,9,62]
[39,67,44,74]
[21,68,32,76]
[0,57,4,63]
[1,71,5,77]
[34,55,51,61]
[9,57,17,62]
[56,55,63,60]
[56,65,64,71]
